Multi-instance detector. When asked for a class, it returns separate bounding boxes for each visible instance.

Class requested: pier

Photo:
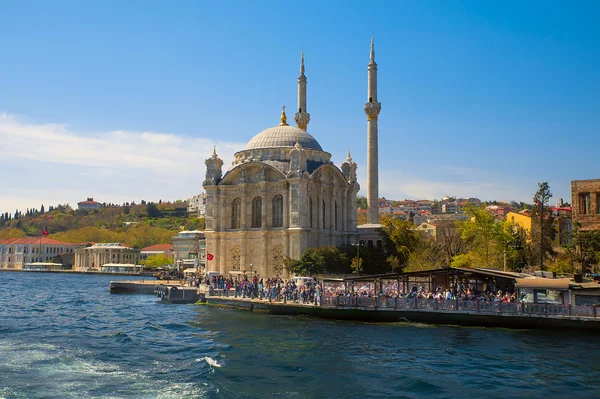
[203,292,600,330]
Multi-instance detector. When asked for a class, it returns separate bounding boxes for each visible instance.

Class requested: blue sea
[1,272,599,398]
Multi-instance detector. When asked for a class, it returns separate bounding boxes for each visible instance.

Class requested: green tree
[146,202,162,218]
[356,196,368,209]
[531,182,556,270]
[288,246,349,276]
[453,205,504,268]
[378,217,421,271]
[141,254,173,268]
[565,223,600,275]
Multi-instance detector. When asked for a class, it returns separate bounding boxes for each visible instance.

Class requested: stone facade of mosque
[203,43,380,277]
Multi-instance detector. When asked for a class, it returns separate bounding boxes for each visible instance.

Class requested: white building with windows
[203,51,361,277]
[73,243,140,272]
[0,237,77,269]
[187,193,207,216]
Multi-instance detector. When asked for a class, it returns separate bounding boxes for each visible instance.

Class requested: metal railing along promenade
[206,289,599,319]
[320,296,599,318]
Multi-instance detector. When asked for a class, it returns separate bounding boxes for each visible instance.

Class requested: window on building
[597,193,600,214]
[580,193,591,214]
[334,201,338,231]
[322,200,326,229]
[309,197,313,228]
[252,196,262,228]
[231,198,241,229]
[272,194,283,227]
[377,240,383,252]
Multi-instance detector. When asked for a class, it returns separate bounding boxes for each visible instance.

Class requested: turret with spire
[364,36,382,224]
[294,50,311,131]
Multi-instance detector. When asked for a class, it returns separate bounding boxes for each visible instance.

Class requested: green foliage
[146,202,162,218]
[186,217,205,231]
[141,254,173,268]
[0,228,27,239]
[406,238,446,272]
[0,200,201,246]
[289,246,349,276]
[356,196,368,209]
[530,182,556,270]
[564,223,600,274]
[379,217,421,270]
[453,205,505,268]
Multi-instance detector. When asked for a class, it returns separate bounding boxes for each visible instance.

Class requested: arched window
[309,197,313,228]
[231,198,241,229]
[252,196,262,228]
[334,201,338,231]
[272,194,283,227]
[322,199,326,229]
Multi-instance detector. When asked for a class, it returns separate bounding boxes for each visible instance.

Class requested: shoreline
[0,269,149,277]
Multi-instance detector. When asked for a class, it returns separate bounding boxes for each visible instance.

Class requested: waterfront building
[172,231,205,272]
[203,47,368,277]
[571,179,600,231]
[77,197,102,211]
[73,243,140,272]
[0,237,77,270]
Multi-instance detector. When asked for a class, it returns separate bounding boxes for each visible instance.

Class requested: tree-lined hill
[0,201,204,248]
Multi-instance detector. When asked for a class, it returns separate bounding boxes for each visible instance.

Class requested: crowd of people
[188,273,519,305]
[203,273,324,305]
[325,282,518,303]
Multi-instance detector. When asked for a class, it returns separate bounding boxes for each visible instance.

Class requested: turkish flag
[41,228,49,236]
[207,253,214,261]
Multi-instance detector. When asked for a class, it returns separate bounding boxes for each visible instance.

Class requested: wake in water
[197,356,224,368]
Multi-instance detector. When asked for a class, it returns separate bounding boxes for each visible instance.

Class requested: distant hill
[0,201,204,248]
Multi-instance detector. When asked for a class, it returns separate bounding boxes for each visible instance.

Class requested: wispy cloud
[0,113,244,212]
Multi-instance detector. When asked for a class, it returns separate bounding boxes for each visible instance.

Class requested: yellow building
[507,209,572,247]
[506,211,532,242]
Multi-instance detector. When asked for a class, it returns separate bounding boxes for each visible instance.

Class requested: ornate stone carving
[204,147,224,186]
[364,101,381,121]
[231,245,241,270]
[272,244,284,276]
[294,111,311,131]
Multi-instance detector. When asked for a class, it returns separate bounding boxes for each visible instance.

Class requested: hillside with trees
[0,201,204,248]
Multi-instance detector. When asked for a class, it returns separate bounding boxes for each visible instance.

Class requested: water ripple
[1,272,600,398]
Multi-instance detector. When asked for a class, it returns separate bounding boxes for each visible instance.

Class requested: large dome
[243,125,323,151]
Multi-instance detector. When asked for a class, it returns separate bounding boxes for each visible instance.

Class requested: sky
[0,0,599,213]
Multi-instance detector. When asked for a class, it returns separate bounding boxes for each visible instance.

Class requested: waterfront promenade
[203,289,600,329]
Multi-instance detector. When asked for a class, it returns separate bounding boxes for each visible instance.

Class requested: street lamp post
[250,263,253,275]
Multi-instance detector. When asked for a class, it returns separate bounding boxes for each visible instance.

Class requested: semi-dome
[243,125,323,151]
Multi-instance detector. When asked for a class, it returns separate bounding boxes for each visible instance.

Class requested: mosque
[203,39,381,277]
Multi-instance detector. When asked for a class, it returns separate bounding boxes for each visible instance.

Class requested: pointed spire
[370,36,375,63]
[211,146,218,158]
[300,49,305,75]
[346,149,352,162]
[279,105,288,126]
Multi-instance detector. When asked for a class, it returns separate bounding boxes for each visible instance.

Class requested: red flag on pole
[41,228,49,236]
[207,253,214,261]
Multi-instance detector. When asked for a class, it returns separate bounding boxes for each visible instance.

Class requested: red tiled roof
[78,200,101,205]
[0,237,74,245]
[141,244,174,252]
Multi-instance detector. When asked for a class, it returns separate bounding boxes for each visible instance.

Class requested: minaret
[364,36,381,224]
[294,50,310,131]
